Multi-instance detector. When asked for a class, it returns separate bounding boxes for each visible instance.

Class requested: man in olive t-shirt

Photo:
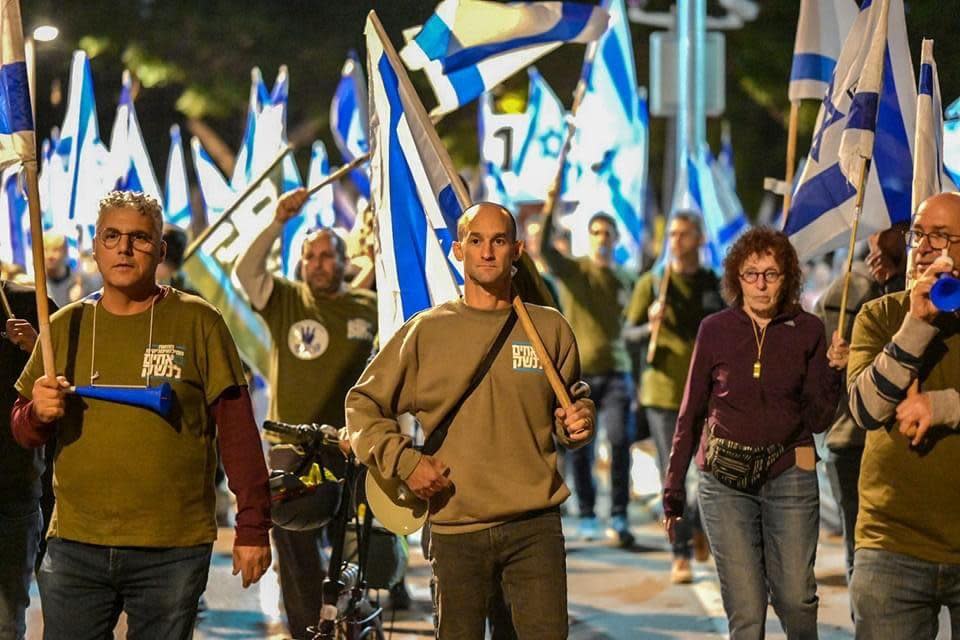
[625,212,722,583]
[235,188,377,638]
[541,209,635,545]
[11,191,271,639]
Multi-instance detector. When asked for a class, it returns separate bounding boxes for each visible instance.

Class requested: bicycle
[264,420,387,640]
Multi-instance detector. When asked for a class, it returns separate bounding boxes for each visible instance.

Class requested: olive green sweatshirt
[346,299,590,534]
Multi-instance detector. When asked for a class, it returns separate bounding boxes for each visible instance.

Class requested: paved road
[26,510,860,639]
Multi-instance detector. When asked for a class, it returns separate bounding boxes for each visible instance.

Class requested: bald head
[917,192,960,223]
[457,202,517,243]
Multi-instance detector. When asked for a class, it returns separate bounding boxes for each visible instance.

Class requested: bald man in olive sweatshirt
[347,203,595,639]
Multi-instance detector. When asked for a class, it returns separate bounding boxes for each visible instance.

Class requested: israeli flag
[232,67,270,191]
[163,125,191,229]
[789,0,858,102]
[912,39,954,215]
[564,0,647,266]
[108,70,162,204]
[786,0,915,260]
[190,136,234,221]
[478,67,570,210]
[331,51,371,198]
[0,164,28,267]
[0,0,34,169]
[403,0,608,115]
[367,12,464,344]
[49,51,111,235]
[944,98,960,189]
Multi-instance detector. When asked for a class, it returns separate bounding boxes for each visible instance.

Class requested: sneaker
[671,557,694,584]
[578,516,601,542]
[692,530,711,562]
[610,514,635,548]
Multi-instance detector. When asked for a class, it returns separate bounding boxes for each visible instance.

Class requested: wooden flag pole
[23,160,56,378]
[781,100,801,217]
[368,9,572,405]
[182,144,293,262]
[305,153,371,198]
[836,158,870,339]
[646,260,672,364]
[0,280,13,318]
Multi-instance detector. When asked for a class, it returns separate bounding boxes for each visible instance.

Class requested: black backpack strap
[421,307,518,456]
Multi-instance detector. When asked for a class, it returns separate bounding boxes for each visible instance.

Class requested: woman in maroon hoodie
[663,228,844,639]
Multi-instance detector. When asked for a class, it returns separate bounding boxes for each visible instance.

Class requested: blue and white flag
[403,0,609,115]
[164,125,191,229]
[48,51,111,236]
[944,97,960,189]
[785,0,915,259]
[368,12,465,344]
[0,0,34,169]
[478,67,570,210]
[0,164,28,267]
[190,136,233,221]
[836,0,888,182]
[789,0,858,102]
[565,0,646,266]
[108,70,162,204]
[912,39,954,215]
[330,51,371,198]
[232,67,269,191]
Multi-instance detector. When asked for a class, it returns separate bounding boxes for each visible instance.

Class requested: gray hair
[97,191,164,238]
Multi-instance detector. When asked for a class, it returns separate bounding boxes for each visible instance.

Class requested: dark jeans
[699,468,820,640]
[0,500,41,640]
[851,548,960,640]
[824,447,862,584]
[38,537,212,640]
[429,509,567,639]
[273,527,327,639]
[569,372,634,518]
[646,406,701,558]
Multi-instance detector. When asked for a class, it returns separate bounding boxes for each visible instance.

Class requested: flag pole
[305,153,370,197]
[836,158,869,338]
[782,100,800,217]
[368,9,570,404]
[0,280,13,318]
[182,144,293,262]
[23,160,56,378]
[646,258,672,364]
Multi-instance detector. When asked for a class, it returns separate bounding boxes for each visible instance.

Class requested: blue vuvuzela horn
[930,275,960,313]
[70,383,173,417]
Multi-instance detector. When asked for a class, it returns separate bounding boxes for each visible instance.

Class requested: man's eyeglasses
[97,229,156,251]
[740,270,782,284]
[903,229,960,251]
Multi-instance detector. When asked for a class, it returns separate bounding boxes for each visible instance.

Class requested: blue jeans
[569,372,635,518]
[850,548,960,639]
[0,500,41,640]
[647,407,701,558]
[699,467,820,640]
[38,538,212,640]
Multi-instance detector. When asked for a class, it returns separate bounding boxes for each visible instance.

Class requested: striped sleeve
[848,307,939,430]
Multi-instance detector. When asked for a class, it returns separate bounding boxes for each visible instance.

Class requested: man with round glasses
[847,192,960,638]
[11,191,272,638]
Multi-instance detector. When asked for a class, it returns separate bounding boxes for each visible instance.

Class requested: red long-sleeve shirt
[11,385,271,546]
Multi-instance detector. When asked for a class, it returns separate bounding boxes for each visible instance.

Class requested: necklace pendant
[753,360,761,379]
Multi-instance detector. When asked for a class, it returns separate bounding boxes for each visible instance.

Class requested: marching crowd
[1,187,959,640]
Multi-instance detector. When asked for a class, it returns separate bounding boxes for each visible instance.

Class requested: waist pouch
[704,425,786,493]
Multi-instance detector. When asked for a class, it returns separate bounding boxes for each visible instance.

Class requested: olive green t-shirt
[256,278,377,426]
[540,253,633,376]
[847,292,960,564]
[626,268,723,410]
[15,288,247,547]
